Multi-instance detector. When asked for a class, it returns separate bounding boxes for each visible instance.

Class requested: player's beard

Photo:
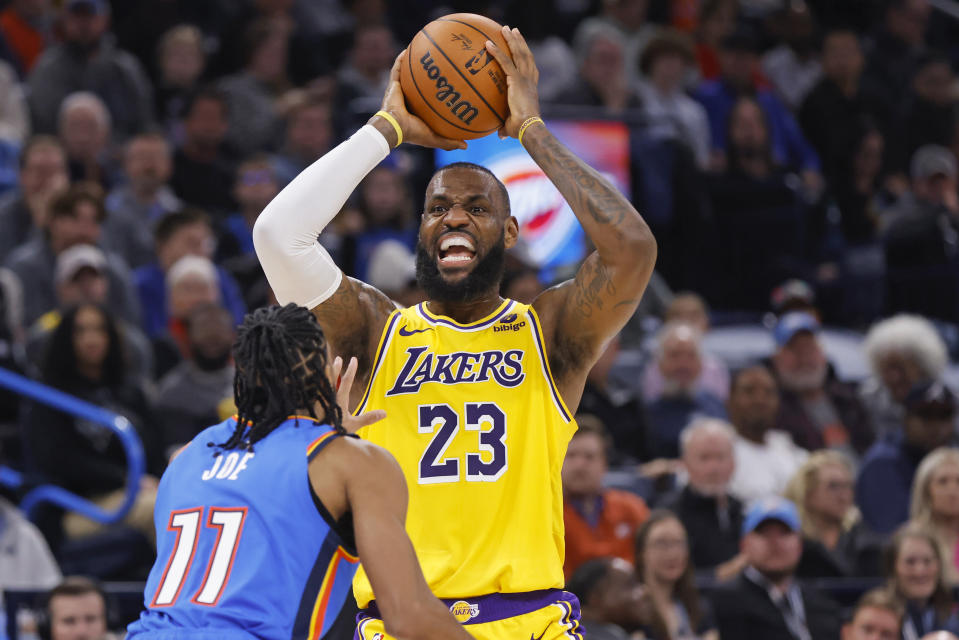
[415,229,506,303]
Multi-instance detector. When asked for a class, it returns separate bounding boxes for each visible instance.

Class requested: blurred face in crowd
[699,0,736,45]
[665,294,709,333]
[61,4,108,49]
[842,606,901,640]
[895,535,939,602]
[169,272,220,320]
[60,104,109,162]
[249,27,288,82]
[773,331,828,393]
[641,517,689,586]
[49,201,102,254]
[125,135,172,195]
[650,52,687,94]
[727,367,780,438]
[822,31,863,84]
[584,559,645,629]
[658,326,702,395]
[853,131,884,185]
[352,25,395,77]
[20,143,68,199]
[582,36,625,91]
[914,172,958,208]
[286,103,332,161]
[719,47,756,90]
[806,462,854,525]
[502,270,543,305]
[877,351,925,402]
[59,267,108,307]
[889,0,930,47]
[728,99,769,159]
[607,0,649,30]
[188,306,235,371]
[184,98,228,150]
[49,591,107,640]
[914,61,954,106]
[160,30,205,87]
[905,413,956,453]
[235,163,279,216]
[158,222,215,271]
[362,167,409,227]
[684,427,735,496]
[72,305,110,372]
[562,431,607,499]
[929,461,959,520]
[742,520,802,582]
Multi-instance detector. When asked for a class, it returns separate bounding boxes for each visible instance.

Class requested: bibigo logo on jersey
[449,601,479,623]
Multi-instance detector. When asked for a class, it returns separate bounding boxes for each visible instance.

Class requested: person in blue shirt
[127,303,473,640]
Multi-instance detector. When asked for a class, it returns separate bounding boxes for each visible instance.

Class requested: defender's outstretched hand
[375,50,467,151]
[332,356,387,434]
[484,26,541,139]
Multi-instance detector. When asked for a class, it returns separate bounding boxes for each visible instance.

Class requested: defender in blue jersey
[128,304,473,640]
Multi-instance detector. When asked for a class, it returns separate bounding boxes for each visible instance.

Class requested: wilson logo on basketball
[419,51,480,125]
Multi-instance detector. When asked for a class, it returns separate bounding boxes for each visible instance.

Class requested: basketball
[400,13,510,140]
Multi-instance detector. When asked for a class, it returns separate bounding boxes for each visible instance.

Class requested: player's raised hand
[484,26,541,139]
[376,50,467,151]
[332,356,387,434]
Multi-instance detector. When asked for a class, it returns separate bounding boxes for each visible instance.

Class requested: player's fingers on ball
[485,40,516,74]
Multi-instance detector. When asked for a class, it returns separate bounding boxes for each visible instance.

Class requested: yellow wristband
[518,116,544,146]
[374,110,402,148]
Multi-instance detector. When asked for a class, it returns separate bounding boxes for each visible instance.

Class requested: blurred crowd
[1,0,959,638]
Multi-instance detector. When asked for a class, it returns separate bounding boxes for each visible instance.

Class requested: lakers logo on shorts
[449,601,480,623]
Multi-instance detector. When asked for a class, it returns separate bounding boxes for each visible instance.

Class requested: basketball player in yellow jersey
[254,26,657,640]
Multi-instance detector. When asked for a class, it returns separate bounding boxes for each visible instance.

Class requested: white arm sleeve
[253,124,391,308]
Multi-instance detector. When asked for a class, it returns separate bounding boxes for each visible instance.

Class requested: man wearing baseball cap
[711,497,841,640]
[770,311,874,454]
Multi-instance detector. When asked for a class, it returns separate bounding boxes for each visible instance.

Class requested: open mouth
[438,234,477,266]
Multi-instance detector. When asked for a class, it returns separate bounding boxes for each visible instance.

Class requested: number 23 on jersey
[418,401,507,484]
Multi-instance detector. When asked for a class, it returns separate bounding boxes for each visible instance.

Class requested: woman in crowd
[785,450,882,577]
[26,303,163,545]
[634,510,718,640]
[861,315,949,438]
[911,447,959,584]
[884,523,959,639]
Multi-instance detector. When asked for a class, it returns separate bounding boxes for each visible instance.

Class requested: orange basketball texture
[400,13,510,140]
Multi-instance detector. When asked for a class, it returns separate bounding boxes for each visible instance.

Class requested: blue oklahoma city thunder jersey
[128,417,357,640]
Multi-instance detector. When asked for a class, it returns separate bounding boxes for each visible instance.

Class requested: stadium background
[1,0,959,637]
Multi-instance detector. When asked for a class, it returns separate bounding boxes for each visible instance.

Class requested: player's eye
[470,206,487,214]
[428,205,448,215]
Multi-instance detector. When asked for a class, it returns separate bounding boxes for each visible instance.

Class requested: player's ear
[504,216,519,249]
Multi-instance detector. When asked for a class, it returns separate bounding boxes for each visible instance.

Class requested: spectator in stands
[695,29,821,181]
[574,0,659,88]
[154,24,206,136]
[645,322,726,460]
[661,418,745,576]
[885,523,959,638]
[133,208,245,339]
[26,303,162,544]
[910,447,959,584]
[26,244,152,385]
[643,292,729,401]
[710,497,842,640]
[863,0,930,122]
[829,120,891,248]
[799,29,890,188]
[349,165,418,282]
[0,135,68,262]
[578,336,650,463]
[761,2,821,111]
[170,88,236,215]
[727,365,808,503]
[785,451,882,578]
[223,155,279,258]
[637,29,711,169]
[634,510,719,640]
[770,312,874,455]
[0,58,29,145]
[567,557,645,640]
[562,419,650,578]
[841,589,904,640]
[101,131,180,269]
[552,22,642,113]
[219,19,289,156]
[367,239,423,308]
[153,303,234,456]
[43,576,117,640]
[861,314,949,439]
[0,0,54,75]
[858,381,958,534]
[693,0,737,81]
[4,182,140,327]
[0,496,61,592]
[27,0,153,141]
[57,92,116,188]
[0,271,24,453]
[271,90,333,187]
[898,53,958,175]
[335,23,396,127]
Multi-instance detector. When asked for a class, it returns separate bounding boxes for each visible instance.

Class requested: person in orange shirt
[563,416,650,578]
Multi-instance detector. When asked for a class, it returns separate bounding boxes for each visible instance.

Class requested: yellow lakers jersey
[352,299,577,606]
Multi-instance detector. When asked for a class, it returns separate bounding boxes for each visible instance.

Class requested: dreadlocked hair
[214,303,344,452]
